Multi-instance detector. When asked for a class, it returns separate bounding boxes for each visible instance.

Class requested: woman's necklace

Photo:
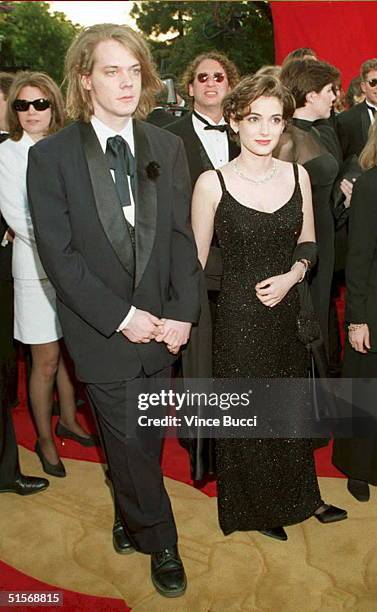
[233,158,277,184]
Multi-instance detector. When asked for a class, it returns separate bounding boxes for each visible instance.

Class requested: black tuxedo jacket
[27,120,200,382]
[146,108,175,128]
[0,133,12,282]
[336,101,372,161]
[166,112,240,188]
[345,167,377,351]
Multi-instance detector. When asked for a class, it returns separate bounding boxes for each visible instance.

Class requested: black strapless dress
[213,163,321,534]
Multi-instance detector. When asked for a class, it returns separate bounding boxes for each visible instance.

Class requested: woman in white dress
[0,72,96,478]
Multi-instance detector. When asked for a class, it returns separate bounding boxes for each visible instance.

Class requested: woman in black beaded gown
[277,59,341,355]
[192,75,347,540]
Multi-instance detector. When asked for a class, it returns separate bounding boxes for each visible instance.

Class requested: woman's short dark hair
[283,47,317,65]
[222,74,295,124]
[280,58,340,109]
[7,71,65,141]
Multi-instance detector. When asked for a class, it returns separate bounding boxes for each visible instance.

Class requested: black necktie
[192,110,228,132]
[367,104,376,117]
[105,135,136,207]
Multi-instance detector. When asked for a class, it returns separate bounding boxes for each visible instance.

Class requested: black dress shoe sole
[151,574,187,598]
[112,536,135,555]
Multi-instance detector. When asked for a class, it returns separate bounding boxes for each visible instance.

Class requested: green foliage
[0,1,80,84]
[131,1,274,83]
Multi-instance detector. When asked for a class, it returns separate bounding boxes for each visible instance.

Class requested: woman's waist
[12,242,47,279]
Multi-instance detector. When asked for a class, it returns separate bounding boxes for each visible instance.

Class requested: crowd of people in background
[1,23,377,597]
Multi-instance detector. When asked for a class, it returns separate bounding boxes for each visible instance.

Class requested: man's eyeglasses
[196,72,225,84]
[366,79,377,88]
[13,98,51,112]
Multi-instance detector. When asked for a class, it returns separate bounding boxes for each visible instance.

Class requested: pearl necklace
[233,158,277,184]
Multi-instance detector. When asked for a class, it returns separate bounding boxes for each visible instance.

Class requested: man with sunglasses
[337,58,377,161]
[168,52,240,189]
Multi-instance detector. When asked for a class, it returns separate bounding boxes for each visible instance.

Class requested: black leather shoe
[35,441,66,478]
[0,473,49,496]
[259,527,288,541]
[314,503,347,523]
[112,518,135,555]
[151,545,187,598]
[55,421,99,447]
[347,478,370,502]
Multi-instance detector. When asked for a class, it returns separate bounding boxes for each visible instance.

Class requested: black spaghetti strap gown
[213,163,322,534]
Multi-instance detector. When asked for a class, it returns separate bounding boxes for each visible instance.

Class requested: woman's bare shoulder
[194,169,222,196]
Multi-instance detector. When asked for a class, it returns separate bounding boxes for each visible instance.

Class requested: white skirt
[14,278,62,344]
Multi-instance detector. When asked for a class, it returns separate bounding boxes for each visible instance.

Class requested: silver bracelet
[291,259,308,283]
[348,323,367,332]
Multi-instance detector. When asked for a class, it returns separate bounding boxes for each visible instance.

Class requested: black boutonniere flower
[146,161,161,180]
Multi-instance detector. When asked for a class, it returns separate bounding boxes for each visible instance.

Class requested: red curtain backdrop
[270,1,377,88]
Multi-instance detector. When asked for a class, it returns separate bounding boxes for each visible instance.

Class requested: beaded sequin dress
[213,163,321,534]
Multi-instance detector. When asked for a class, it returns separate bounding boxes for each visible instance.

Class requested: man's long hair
[64,23,162,122]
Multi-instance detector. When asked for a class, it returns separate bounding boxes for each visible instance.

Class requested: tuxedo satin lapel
[133,120,157,289]
[228,136,240,161]
[361,103,371,144]
[79,123,134,277]
[186,115,211,178]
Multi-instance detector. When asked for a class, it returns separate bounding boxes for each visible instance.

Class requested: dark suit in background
[167,112,239,189]
[167,113,239,480]
[147,107,176,128]
[27,120,200,552]
[333,168,377,485]
[336,100,372,161]
[0,131,19,487]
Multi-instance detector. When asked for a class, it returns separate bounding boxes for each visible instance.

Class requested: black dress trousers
[86,366,177,553]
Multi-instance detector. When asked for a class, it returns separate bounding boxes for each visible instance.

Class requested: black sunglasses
[196,72,225,83]
[367,78,377,88]
[13,98,51,112]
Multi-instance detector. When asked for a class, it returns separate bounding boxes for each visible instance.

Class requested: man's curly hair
[180,51,240,104]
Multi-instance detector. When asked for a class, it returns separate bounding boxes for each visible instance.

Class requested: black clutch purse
[296,279,322,347]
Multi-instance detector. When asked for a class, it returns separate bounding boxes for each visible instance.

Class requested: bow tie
[193,110,228,132]
[366,104,376,116]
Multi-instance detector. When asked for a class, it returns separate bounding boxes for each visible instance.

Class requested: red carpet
[4,341,345,607]
[12,357,345,498]
[0,561,130,611]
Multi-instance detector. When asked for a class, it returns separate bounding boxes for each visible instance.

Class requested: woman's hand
[255,270,298,308]
[348,323,371,353]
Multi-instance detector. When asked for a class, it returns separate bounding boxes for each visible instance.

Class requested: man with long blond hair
[27,23,200,598]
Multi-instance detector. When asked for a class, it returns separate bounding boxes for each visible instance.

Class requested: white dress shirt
[0,132,47,279]
[192,110,229,168]
[366,100,377,124]
[91,116,136,227]
[91,116,136,329]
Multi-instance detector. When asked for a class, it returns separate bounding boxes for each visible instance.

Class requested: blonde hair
[255,65,282,79]
[64,23,162,122]
[7,71,65,141]
[360,58,377,82]
[359,120,377,169]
